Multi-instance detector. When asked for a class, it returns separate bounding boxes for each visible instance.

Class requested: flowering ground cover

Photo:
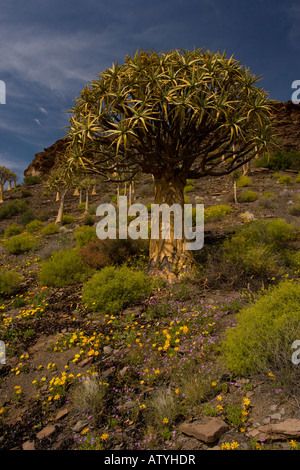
[1,169,300,451]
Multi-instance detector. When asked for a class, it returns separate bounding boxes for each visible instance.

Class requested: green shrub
[0,200,28,220]
[260,192,276,198]
[0,269,23,295]
[204,204,233,222]
[38,248,92,287]
[19,209,36,225]
[238,190,258,202]
[295,173,300,183]
[278,175,293,185]
[254,150,300,171]
[220,280,300,388]
[62,214,76,225]
[41,223,60,236]
[26,219,43,233]
[236,175,252,188]
[184,185,195,194]
[23,175,42,186]
[222,219,296,276]
[258,192,278,209]
[82,265,153,314]
[83,215,96,226]
[20,189,32,198]
[4,223,24,237]
[2,233,38,254]
[74,225,97,248]
[78,202,86,211]
[288,203,300,216]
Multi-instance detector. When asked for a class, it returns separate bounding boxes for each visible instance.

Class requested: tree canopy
[66,48,275,182]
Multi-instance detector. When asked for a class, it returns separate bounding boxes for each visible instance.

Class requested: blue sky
[0,0,299,179]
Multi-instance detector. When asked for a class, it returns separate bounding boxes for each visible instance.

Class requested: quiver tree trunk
[56,189,68,224]
[149,174,194,275]
[0,183,3,203]
[85,189,89,214]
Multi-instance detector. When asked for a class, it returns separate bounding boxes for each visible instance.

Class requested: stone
[55,408,69,420]
[258,419,300,440]
[179,417,229,444]
[103,345,113,354]
[270,413,282,421]
[36,424,56,440]
[22,440,35,450]
[72,420,88,432]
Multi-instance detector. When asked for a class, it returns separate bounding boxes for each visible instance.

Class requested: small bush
[23,175,42,186]
[258,193,278,209]
[236,175,252,188]
[38,248,92,287]
[204,204,233,222]
[82,265,153,314]
[19,209,36,225]
[80,237,148,269]
[261,192,276,198]
[74,225,97,248]
[0,200,28,221]
[41,223,60,236]
[184,185,195,194]
[26,219,43,233]
[238,190,258,203]
[2,233,38,254]
[20,189,32,198]
[4,223,24,237]
[83,215,96,226]
[0,269,23,295]
[62,214,76,225]
[295,173,300,183]
[278,175,293,185]
[222,218,296,276]
[70,377,108,414]
[78,202,86,211]
[254,150,300,171]
[220,280,300,390]
[288,203,300,216]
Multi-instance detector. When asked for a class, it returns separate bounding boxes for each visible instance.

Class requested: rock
[258,419,300,440]
[179,417,229,444]
[270,404,277,412]
[270,413,282,421]
[22,440,35,450]
[103,345,113,355]
[247,428,269,441]
[36,424,56,440]
[24,137,68,177]
[262,417,271,425]
[78,357,93,367]
[72,420,88,432]
[55,408,69,421]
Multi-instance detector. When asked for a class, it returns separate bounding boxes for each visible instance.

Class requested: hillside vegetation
[1,159,300,451]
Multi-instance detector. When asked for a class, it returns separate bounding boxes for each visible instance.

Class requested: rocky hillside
[24,101,300,178]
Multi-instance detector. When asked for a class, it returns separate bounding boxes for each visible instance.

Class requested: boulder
[179,417,229,443]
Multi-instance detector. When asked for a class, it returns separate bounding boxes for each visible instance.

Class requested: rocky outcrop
[24,137,68,178]
[271,101,300,152]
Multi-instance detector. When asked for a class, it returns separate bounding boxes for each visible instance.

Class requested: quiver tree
[66,48,276,274]
[46,166,75,224]
[7,170,18,190]
[0,166,11,203]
